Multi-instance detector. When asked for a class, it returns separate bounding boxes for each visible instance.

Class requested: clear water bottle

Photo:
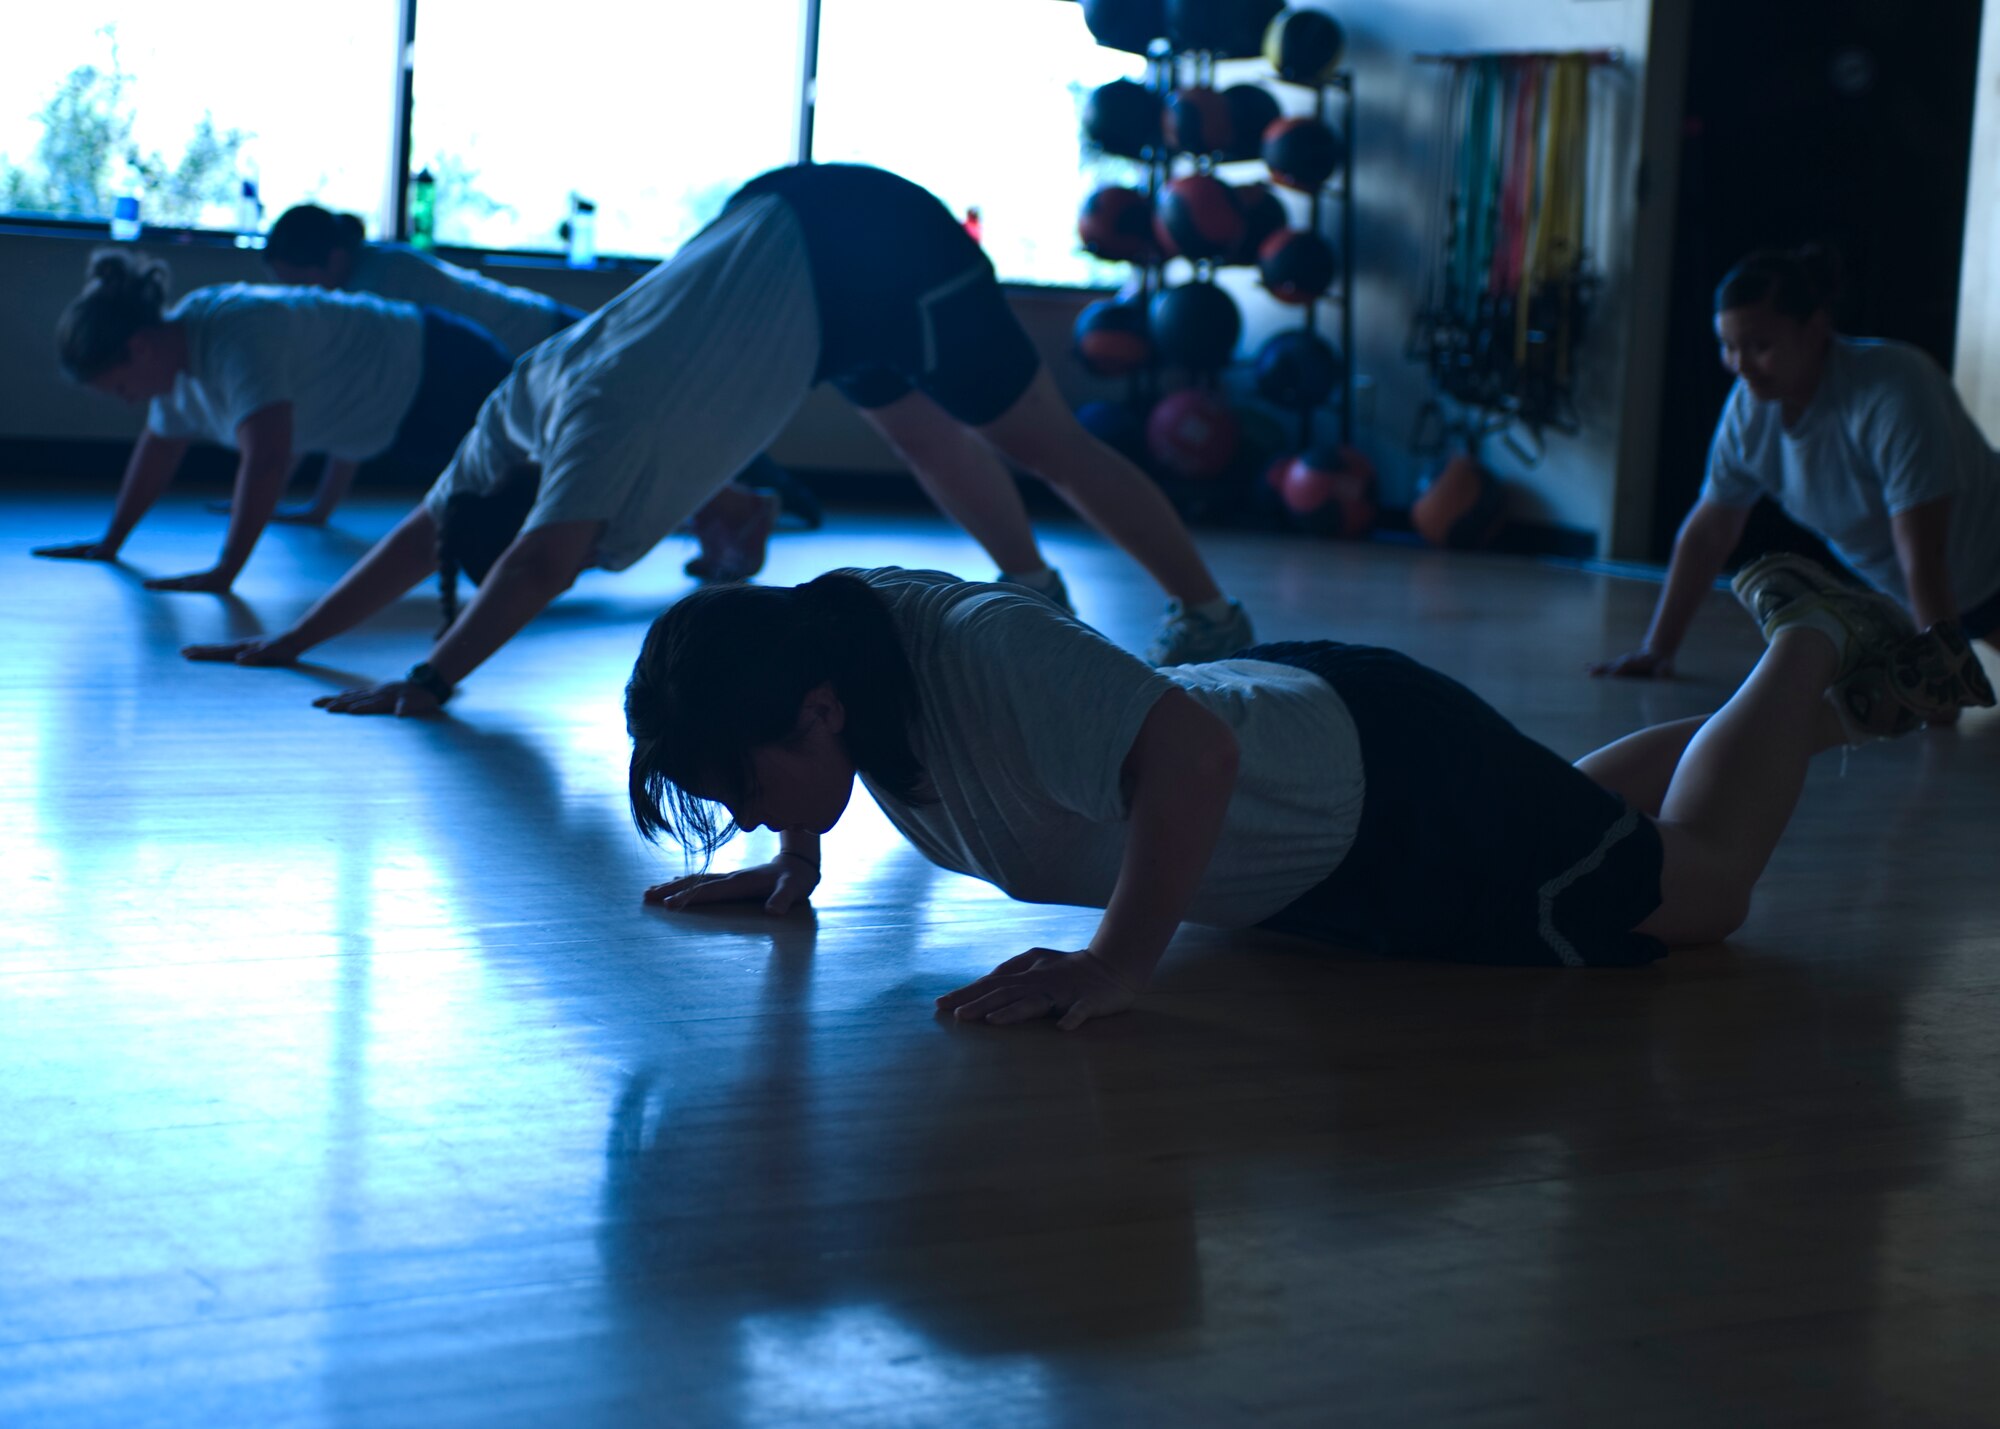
[411,167,437,250]
[110,194,141,242]
[566,195,597,269]
[234,179,263,248]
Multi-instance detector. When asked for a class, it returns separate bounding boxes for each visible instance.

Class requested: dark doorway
[1649,0,1984,563]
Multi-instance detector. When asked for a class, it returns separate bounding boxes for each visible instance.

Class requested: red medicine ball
[1279,445,1377,538]
[1262,116,1342,191]
[1154,174,1245,261]
[1147,389,1241,479]
[1164,88,1234,155]
[1078,186,1158,262]
[1072,298,1152,377]
[1258,228,1337,303]
[1230,183,1287,265]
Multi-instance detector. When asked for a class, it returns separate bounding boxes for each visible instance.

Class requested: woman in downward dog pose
[183,162,1253,715]
[625,561,1986,1030]
[33,249,511,592]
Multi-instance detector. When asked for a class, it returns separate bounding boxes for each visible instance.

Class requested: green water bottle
[411,167,437,250]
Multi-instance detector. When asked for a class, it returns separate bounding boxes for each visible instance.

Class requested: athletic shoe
[1730,553,1913,682]
[999,567,1075,615]
[1145,598,1255,666]
[684,489,782,584]
[1830,618,2000,739]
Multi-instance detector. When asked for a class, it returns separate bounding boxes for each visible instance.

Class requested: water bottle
[411,167,437,250]
[110,195,141,242]
[566,195,597,269]
[234,179,263,248]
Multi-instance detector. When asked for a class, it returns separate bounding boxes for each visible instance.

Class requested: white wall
[1243,0,1677,549]
[1956,1,2000,440]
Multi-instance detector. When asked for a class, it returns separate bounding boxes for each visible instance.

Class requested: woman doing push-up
[626,561,1989,1031]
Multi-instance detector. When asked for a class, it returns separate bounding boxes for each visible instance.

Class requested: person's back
[348,245,570,358]
[151,284,424,459]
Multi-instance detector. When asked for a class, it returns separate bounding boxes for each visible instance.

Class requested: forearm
[423,559,571,685]
[1087,752,1236,988]
[214,456,293,576]
[307,459,360,516]
[284,508,439,652]
[103,435,186,549]
[1644,529,1734,655]
[779,830,821,867]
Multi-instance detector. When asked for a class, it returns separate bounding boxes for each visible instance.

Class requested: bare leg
[1574,716,1710,817]
[858,390,1049,575]
[1637,628,1847,946]
[977,366,1224,607]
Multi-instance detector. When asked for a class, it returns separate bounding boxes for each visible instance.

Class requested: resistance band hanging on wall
[1407,47,1613,461]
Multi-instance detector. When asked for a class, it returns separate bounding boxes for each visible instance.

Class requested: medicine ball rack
[1121,49,1355,453]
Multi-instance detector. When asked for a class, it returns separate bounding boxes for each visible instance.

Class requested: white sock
[1774,606,1852,668]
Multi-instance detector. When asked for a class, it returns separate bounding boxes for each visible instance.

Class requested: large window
[410,0,808,257]
[811,0,1143,288]
[4,2,1139,287]
[0,7,399,232]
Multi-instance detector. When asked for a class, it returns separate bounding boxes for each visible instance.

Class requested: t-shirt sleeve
[936,590,1175,822]
[1699,382,1766,508]
[1855,353,1965,514]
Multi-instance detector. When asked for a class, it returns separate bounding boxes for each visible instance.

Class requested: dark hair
[624,573,926,856]
[435,464,541,636]
[1714,244,1842,321]
[264,204,367,268]
[57,249,170,382]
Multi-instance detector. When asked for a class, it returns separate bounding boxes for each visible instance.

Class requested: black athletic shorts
[1245,641,1667,968]
[727,163,1042,426]
[376,308,513,479]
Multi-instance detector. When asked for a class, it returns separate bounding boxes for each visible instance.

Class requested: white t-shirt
[850,567,1366,929]
[424,196,820,572]
[146,284,425,460]
[1702,336,2000,610]
[348,246,570,358]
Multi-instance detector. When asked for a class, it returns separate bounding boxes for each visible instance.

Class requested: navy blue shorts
[729,164,1042,426]
[1246,641,1667,968]
[376,308,514,479]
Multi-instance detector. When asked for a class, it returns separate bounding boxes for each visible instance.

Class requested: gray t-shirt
[147,284,424,459]
[1702,336,2000,610]
[424,195,820,572]
[349,246,570,358]
[849,567,1365,929]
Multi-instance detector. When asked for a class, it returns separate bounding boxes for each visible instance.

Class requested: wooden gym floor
[3,488,1998,1427]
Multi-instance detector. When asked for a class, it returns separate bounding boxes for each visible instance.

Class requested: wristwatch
[404,662,455,704]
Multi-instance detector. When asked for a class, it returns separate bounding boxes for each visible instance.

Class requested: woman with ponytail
[1593,245,2000,712]
[33,248,512,588]
[623,564,1989,1031]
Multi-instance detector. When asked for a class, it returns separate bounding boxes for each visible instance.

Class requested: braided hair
[434,463,542,637]
[624,573,927,857]
[57,249,171,382]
